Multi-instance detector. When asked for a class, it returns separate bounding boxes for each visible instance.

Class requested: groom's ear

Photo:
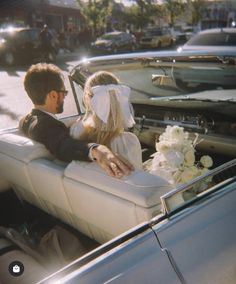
[48,90,58,100]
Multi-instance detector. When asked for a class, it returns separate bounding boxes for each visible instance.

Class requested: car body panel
[171,26,195,44]
[40,228,182,284]
[69,50,236,160]
[1,48,236,283]
[91,31,136,54]
[156,181,236,284]
[0,27,58,65]
[140,27,174,49]
[39,161,236,283]
[181,27,236,51]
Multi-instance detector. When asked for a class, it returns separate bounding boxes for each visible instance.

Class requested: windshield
[71,52,236,102]
[187,32,236,46]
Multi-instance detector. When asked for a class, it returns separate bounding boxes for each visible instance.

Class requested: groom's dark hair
[24,63,64,105]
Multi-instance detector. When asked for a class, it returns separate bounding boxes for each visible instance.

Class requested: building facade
[201,0,236,29]
[0,0,84,33]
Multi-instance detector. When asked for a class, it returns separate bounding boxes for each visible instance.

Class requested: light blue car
[0,49,235,283]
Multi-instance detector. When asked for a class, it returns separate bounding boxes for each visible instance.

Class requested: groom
[19,63,133,178]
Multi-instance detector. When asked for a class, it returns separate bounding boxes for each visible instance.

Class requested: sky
[115,0,136,6]
[115,0,164,6]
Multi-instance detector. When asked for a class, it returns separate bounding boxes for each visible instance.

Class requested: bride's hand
[91,145,134,178]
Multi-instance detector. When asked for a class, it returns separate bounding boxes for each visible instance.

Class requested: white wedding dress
[70,119,143,170]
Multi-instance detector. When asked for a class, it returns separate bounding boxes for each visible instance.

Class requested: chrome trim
[160,158,236,215]
[70,50,236,74]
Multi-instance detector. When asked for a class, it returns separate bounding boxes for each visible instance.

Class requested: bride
[70,71,142,170]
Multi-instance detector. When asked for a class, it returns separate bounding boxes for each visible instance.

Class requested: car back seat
[0,129,173,244]
[0,130,52,209]
[63,161,172,243]
[28,159,75,227]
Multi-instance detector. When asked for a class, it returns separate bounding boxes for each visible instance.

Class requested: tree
[78,0,112,38]
[163,0,185,27]
[128,0,162,30]
[135,0,153,12]
[187,0,206,26]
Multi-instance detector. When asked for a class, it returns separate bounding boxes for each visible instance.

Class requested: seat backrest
[27,159,75,227]
[0,129,173,244]
[0,130,52,162]
[0,130,52,207]
[63,161,173,243]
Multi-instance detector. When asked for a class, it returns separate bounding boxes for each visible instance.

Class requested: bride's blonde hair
[80,71,126,147]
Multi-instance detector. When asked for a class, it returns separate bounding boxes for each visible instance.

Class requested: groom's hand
[91,145,134,178]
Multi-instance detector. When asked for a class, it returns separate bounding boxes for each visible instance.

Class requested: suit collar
[32,108,58,120]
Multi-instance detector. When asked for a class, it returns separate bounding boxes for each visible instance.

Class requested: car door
[41,227,182,283]
[159,30,166,46]
[154,30,162,47]
[117,33,125,50]
[161,29,169,47]
[154,181,236,284]
[123,33,132,50]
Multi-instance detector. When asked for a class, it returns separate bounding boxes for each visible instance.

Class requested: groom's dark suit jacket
[19,109,92,162]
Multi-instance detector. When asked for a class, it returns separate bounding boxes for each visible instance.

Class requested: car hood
[94,39,112,46]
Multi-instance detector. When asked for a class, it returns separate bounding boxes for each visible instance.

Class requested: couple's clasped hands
[91,145,134,178]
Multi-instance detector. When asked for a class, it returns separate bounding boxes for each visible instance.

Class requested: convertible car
[0,49,235,283]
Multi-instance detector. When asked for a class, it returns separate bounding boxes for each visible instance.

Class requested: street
[0,47,90,130]
[0,45,178,130]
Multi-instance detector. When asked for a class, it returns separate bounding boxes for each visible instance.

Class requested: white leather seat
[0,130,75,226]
[63,161,173,243]
[0,131,52,208]
[0,129,173,244]
[28,159,75,227]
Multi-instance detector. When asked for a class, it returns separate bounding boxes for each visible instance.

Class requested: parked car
[139,27,175,49]
[179,27,236,51]
[90,31,137,54]
[0,49,236,283]
[0,27,59,66]
[171,25,194,44]
[172,49,236,92]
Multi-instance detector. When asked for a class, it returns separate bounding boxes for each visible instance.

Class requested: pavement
[57,46,90,63]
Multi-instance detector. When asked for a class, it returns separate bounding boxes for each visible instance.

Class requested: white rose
[180,168,195,183]
[182,141,194,154]
[151,153,166,168]
[200,167,213,184]
[200,155,213,168]
[184,150,195,166]
[189,165,200,176]
[163,125,172,138]
[180,166,200,183]
[155,141,171,154]
[169,126,185,141]
[164,150,184,168]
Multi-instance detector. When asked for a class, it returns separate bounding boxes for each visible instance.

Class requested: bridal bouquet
[148,125,213,187]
